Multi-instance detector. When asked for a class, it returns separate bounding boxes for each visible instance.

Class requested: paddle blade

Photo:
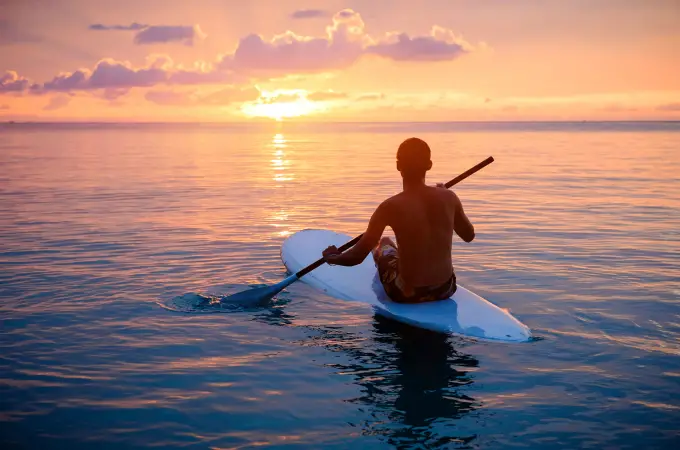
[220,275,298,305]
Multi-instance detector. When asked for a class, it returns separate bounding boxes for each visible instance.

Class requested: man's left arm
[322,202,389,266]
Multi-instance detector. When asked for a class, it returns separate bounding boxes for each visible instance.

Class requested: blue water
[1,122,679,449]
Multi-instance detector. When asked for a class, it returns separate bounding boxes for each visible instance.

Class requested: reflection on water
[269,209,290,237]
[268,133,294,237]
[307,316,479,448]
[251,300,296,328]
[271,133,294,183]
[163,285,479,447]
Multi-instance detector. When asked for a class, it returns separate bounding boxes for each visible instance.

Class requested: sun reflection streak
[270,133,294,183]
[267,133,294,236]
[272,133,286,148]
[268,210,291,237]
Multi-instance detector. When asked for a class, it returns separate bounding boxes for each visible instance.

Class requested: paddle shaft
[294,156,495,279]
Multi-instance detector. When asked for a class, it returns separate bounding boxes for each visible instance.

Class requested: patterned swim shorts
[374,240,457,304]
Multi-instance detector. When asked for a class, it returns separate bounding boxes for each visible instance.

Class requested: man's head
[396,137,432,180]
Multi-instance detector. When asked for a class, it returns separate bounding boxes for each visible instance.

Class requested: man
[322,137,475,304]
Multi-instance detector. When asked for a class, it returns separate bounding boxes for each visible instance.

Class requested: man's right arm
[451,192,475,242]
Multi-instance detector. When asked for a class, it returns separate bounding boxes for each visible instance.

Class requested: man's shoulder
[372,194,402,218]
[443,188,459,201]
[433,186,458,200]
[430,187,460,212]
[380,192,405,208]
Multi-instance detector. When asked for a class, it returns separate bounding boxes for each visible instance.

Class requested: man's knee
[373,237,394,262]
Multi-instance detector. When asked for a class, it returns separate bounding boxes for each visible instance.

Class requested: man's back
[321,137,475,303]
[384,185,471,288]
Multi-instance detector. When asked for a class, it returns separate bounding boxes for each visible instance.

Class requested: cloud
[89,23,148,31]
[356,92,385,101]
[0,20,42,45]
[42,59,165,91]
[365,26,471,61]
[199,87,260,105]
[145,86,260,106]
[657,102,680,112]
[217,10,473,76]
[42,95,71,111]
[291,9,330,19]
[100,88,131,101]
[262,92,302,104]
[88,23,205,46]
[144,89,187,105]
[2,10,476,100]
[134,25,206,46]
[0,104,9,110]
[307,90,348,101]
[601,104,637,112]
[0,56,238,100]
[219,9,366,75]
[34,56,235,95]
[0,71,34,92]
[167,63,242,85]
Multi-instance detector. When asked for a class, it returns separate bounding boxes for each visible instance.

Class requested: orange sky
[1,0,679,121]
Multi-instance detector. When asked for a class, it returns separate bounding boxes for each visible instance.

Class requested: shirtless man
[321,137,475,303]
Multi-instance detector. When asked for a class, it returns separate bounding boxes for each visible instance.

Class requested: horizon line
[2,119,680,125]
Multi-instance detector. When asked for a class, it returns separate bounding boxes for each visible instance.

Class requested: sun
[241,89,324,121]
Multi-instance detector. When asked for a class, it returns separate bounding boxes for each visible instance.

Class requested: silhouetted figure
[322,137,475,304]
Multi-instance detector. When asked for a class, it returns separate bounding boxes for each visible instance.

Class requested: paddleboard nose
[506,325,532,342]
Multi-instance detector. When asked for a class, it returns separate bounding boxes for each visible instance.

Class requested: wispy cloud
[307,90,348,101]
[42,95,71,111]
[291,9,330,19]
[0,19,42,45]
[656,102,680,112]
[145,87,260,106]
[365,27,472,61]
[143,89,187,105]
[356,93,386,101]
[601,104,637,112]
[134,25,206,46]
[199,87,261,105]
[89,23,148,31]
[261,92,302,104]
[89,23,205,46]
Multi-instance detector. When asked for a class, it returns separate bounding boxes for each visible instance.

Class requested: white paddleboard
[281,229,532,343]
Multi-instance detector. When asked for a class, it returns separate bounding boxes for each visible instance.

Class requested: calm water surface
[1,122,679,449]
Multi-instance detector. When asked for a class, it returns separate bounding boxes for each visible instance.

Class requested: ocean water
[1,121,679,449]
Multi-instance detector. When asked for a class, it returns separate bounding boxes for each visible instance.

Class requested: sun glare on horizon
[241,90,325,121]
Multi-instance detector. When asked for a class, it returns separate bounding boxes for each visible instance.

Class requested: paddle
[223,156,495,304]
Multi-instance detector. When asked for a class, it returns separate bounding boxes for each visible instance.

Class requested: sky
[1,0,679,122]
